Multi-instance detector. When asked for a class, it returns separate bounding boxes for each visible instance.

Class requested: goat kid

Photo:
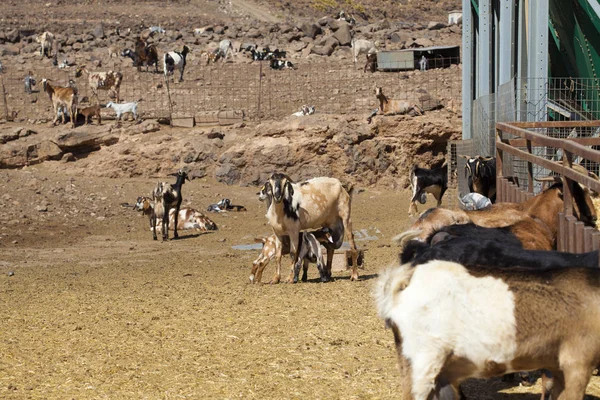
[375,259,600,400]
[164,45,190,82]
[77,104,102,125]
[270,59,295,70]
[105,101,138,121]
[409,163,448,216]
[461,155,497,202]
[263,173,358,283]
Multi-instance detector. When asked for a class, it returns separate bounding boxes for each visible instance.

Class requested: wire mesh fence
[0,57,462,123]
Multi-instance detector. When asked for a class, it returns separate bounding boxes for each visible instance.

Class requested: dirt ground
[2,167,600,399]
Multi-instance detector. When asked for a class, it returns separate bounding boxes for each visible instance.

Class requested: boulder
[427,21,447,30]
[300,22,322,39]
[6,29,20,43]
[92,23,105,39]
[333,23,352,46]
[311,44,335,56]
[0,44,20,56]
[214,25,225,34]
[36,140,63,161]
[390,32,402,43]
[247,28,262,39]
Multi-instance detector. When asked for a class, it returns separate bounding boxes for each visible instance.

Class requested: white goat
[351,38,378,64]
[36,31,54,59]
[261,173,358,284]
[75,66,123,103]
[163,45,190,82]
[217,39,234,63]
[105,101,138,121]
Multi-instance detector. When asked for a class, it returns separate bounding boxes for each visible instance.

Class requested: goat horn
[535,176,560,182]
[458,155,470,159]
[391,229,423,248]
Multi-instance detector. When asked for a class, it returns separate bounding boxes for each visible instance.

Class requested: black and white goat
[408,163,448,216]
[24,72,36,94]
[152,169,190,241]
[270,59,295,70]
[461,155,497,202]
[163,45,190,82]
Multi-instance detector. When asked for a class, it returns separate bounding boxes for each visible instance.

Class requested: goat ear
[284,180,294,203]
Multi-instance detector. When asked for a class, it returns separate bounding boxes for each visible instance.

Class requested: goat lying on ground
[164,45,190,82]
[77,104,101,125]
[41,78,77,128]
[136,197,217,233]
[206,198,246,212]
[75,66,123,103]
[408,163,448,216]
[400,223,598,268]
[249,230,335,284]
[292,105,316,116]
[394,179,597,249]
[375,259,600,400]
[270,59,295,70]
[262,173,358,283]
[461,155,497,202]
[374,87,423,118]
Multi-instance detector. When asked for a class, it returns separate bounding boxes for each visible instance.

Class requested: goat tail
[391,229,423,247]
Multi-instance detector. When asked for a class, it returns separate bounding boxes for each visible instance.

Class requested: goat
[261,173,358,284]
[400,222,597,267]
[351,38,378,64]
[122,39,159,73]
[461,155,497,202]
[408,163,448,216]
[41,78,77,128]
[394,179,597,249]
[75,66,123,103]
[24,72,36,94]
[270,59,296,70]
[374,87,423,119]
[164,45,190,82]
[375,259,600,400]
[77,104,102,125]
[108,46,118,59]
[135,198,217,233]
[36,31,54,58]
[291,105,316,117]
[206,198,247,212]
[153,169,190,241]
[105,101,138,121]
[364,52,377,73]
[250,230,335,284]
[457,192,491,211]
[217,39,234,63]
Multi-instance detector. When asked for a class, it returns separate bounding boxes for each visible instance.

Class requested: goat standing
[153,170,190,241]
[41,78,77,128]
[164,45,190,82]
[75,66,123,103]
[461,155,497,202]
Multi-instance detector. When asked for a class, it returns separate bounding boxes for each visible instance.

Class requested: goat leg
[162,206,169,241]
[151,212,157,240]
[292,258,302,283]
[173,206,180,239]
[301,259,309,282]
[270,238,283,284]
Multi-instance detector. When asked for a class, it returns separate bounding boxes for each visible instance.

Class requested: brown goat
[75,66,123,103]
[41,79,77,128]
[395,180,596,250]
[375,87,423,117]
[78,104,101,125]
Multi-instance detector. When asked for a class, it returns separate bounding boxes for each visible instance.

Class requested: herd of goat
[135,153,600,400]
[13,24,394,127]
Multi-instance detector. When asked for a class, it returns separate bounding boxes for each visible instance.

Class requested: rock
[285,32,303,43]
[311,44,335,56]
[61,153,76,162]
[37,140,63,161]
[380,19,392,30]
[92,23,105,39]
[54,127,119,153]
[247,28,262,39]
[289,41,308,52]
[279,25,294,34]
[215,163,240,185]
[214,26,225,35]
[300,22,322,39]
[0,44,20,56]
[207,131,225,140]
[36,204,48,212]
[390,32,402,43]
[427,21,447,30]
[333,23,352,46]
[412,37,434,48]
[6,29,20,43]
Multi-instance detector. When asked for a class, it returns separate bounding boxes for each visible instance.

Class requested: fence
[495,120,600,254]
[0,57,462,124]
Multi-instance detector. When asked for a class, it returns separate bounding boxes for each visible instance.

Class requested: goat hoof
[269,277,280,285]
[320,276,329,283]
[350,274,359,281]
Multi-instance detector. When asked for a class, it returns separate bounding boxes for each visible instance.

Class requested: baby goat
[105,101,138,121]
[136,197,217,233]
[78,104,102,125]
